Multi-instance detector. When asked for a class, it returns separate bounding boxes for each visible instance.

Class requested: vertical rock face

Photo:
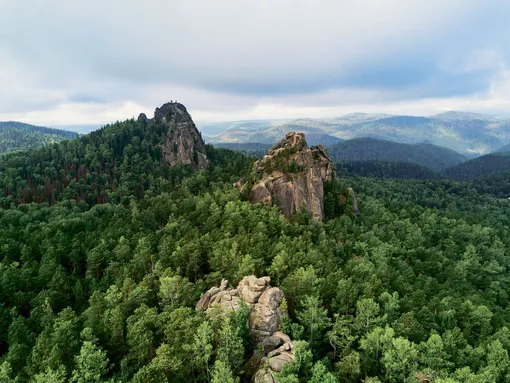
[154,102,210,169]
[348,187,360,216]
[247,132,333,221]
[196,276,295,382]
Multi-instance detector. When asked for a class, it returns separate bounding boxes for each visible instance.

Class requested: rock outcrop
[348,187,360,217]
[196,276,295,382]
[154,102,210,169]
[247,132,333,220]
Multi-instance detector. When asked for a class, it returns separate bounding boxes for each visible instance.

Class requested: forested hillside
[336,160,442,179]
[1,108,510,382]
[0,122,78,155]
[327,138,466,171]
[443,152,510,180]
[208,111,510,156]
[213,142,271,158]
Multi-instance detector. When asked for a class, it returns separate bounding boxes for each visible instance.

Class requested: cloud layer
[2,1,510,125]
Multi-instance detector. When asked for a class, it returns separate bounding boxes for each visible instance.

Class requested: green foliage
[382,337,419,382]
[444,152,510,180]
[1,114,510,382]
[296,295,331,346]
[0,121,78,155]
[71,328,109,382]
[336,160,442,179]
[211,360,238,383]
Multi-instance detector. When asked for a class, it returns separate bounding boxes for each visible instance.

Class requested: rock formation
[196,276,295,382]
[153,102,210,169]
[348,187,360,216]
[247,132,333,221]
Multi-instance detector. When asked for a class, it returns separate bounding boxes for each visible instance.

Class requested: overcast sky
[2,0,510,127]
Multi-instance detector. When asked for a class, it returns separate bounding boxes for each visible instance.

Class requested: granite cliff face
[152,102,210,169]
[196,276,295,383]
[247,132,333,220]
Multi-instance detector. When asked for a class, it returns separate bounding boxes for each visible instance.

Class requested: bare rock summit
[154,102,210,169]
[247,132,333,220]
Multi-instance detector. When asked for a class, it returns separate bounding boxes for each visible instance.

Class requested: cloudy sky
[2,0,510,127]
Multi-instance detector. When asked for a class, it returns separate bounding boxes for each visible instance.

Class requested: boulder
[258,288,284,310]
[238,276,270,304]
[195,279,239,312]
[262,336,283,353]
[268,353,294,372]
[249,304,281,336]
[272,331,291,344]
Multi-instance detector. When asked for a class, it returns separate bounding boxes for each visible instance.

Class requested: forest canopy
[1,115,510,382]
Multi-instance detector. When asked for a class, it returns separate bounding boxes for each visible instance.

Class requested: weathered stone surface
[247,132,333,221]
[268,342,294,357]
[250,301,281,335]
[268,353,294,372]
[252,361,276,383]
[245,350,265,378]
[196,276,295,380]
[238,276,270,304]
[258,288,284,310]
[272,331,291,344]
[348,187,360,216]
[154,102,210,169]
[196,279,239,312]
[262,336,283,353]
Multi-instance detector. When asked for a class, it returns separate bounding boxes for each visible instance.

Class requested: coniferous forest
[0,122,78,155]
[1,112,510,383]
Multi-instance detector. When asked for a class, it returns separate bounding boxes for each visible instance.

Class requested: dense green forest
[1,114,510,382]
[336,161,442,180]
[443,152,510,180]
[212,143,271,159]
[0,122,78,155]
[326,138,467,172]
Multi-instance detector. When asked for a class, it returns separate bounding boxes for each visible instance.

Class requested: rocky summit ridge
[247,132,333,220]
[139,102,210,169]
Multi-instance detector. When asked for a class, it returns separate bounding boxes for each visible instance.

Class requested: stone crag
[246,132,333,221]
[196,276,295,383]
[148,102,210,169]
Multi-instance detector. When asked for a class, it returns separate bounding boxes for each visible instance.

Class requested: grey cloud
[1,0,510,122]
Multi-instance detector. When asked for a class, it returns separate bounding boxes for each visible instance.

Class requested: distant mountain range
[215,137,467,171]
[0,121,78,154]
[496,143,510,153]
[203,111,510,156]
[214,136,510,183]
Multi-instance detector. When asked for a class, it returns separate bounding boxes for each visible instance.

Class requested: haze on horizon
[2,0,510,128]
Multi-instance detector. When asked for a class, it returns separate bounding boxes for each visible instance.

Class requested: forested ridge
[326,138,467,172]
[0,122,78,155]
[443,152,510,180]
[1,114,510,382]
